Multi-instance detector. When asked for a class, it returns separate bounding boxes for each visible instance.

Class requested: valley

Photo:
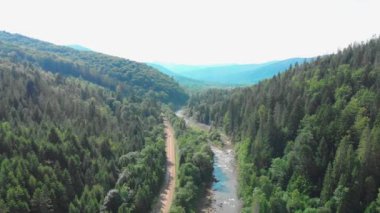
[0,25,380,213]
[176,109,242,213]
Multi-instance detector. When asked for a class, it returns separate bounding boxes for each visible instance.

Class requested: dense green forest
[0,32,187,212]
[2,30,380,213]
[165,112,214,213]
[0,31,188,106]
[188,37,380,212]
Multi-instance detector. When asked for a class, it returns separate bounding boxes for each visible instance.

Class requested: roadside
[155,118,177,213]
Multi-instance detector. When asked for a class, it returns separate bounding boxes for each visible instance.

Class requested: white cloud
[0,0,379,64]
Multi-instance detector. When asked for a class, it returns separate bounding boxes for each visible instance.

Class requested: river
[176,109,242,213]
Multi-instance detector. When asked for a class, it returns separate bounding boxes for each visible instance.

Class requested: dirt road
[156,118,176,213]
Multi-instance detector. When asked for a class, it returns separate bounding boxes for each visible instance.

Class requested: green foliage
[365,189,380,213]
[188,36,380,212]
[0,31,188,107]
[0,32,179,212]
[110,139,166,212]
[167,114,214,212]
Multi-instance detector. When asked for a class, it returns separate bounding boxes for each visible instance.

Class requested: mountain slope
[0,31,188,106]
[0,31,187,212]
[188,37,380,212]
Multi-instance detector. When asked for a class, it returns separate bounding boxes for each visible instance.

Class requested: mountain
[0,31,188,106]
[188,37,380,212]
[156,58,311,85]
[66,44,92,51]
[0,31,188,212]
[148,63,238,91]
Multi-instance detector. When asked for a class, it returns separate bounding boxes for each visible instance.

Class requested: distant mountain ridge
[148,63,238,91]
[153,58,312,85]
[66,44,92,51]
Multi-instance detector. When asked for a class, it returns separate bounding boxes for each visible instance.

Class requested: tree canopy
[188,36,380,212]
[0,31,187,212]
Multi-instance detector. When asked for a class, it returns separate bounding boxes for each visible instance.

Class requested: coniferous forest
[188,37,380,212]
[1,30,380,213]
[0,31,191,212]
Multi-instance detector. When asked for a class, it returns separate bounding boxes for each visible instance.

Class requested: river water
[175,109,242,213]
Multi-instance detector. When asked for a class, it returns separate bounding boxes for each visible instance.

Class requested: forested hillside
[0,31,188,106]
[188,37,380,212]
[0,32,187,212]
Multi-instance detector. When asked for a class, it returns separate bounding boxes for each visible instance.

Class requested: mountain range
[150,57,311,86]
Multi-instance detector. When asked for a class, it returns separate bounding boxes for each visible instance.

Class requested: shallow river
[176,110,242,213]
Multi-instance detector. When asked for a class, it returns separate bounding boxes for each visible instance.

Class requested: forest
[2,31,380,213]
[0,32,188,212]
[0,31,188,106]
[188,36,380,212]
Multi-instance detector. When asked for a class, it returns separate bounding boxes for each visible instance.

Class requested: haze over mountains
[150,57,311,86]
[45,43,311,88]
[148,63,236,91]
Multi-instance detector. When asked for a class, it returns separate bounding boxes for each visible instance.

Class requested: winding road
[156,118,176,213]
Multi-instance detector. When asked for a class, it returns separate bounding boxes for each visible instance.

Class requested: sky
[0,0,379,65]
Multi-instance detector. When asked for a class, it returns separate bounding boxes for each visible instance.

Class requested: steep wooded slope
[188,37,380,212]
[0,31,188,106]
[0,32,186,212]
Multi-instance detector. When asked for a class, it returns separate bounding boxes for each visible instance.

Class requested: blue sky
[0,0,379,64]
